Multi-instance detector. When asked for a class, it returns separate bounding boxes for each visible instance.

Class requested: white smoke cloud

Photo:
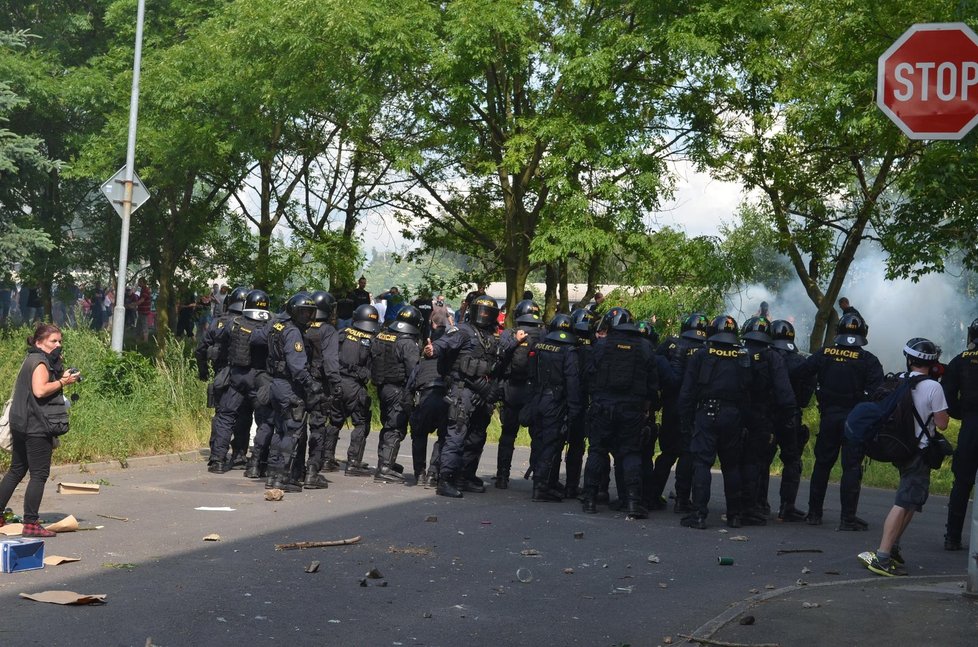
[726,245,976,373]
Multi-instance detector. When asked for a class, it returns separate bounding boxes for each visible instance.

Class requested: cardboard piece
[194,507,235,512]
[202,534,221,542]
[45,515,78,533]
[20,591,106,605]
[43,555,80,566]
[57,483,100,495]
[0,524,24,537]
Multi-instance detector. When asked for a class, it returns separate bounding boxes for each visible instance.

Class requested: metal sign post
[109,0,146,353]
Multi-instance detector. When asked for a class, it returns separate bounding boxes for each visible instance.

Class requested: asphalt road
[0,446,972,647]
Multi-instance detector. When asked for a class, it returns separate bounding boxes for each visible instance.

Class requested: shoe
[564,485,581,499]
[391,462,405,474]
[281,478,303,494]
[648,496,668,511]
[838,516,869,531]
[425,471,439,488]
[626,501,649,520]
[890,545,905,566]
[778,505,807,523]
[759,502,772,517]
[265,473,302,493]
[303,470,329,489]
[858,551,904,577]
[673,500,694,514]
[596,490,610,504]
[207,460,229,474]
[944,538,964,551]
[344,463,373,477]
[494,475,510,490]
[805,513,823,526]
[21,521,56,538]
[741,512,767,526]
[726,514,742,529]
[229,451,248,470]
[532,485,563,503]
[436,478,463,498]
[374,466,405,483]
[681,514,708,530]
[460,477,486,494]
[244,457,261,479]
[322,458,341,472]
[581,493,597,514]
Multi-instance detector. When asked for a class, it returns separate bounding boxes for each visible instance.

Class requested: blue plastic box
[1,538,45,573]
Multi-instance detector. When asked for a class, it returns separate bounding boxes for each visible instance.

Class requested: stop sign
[877,22,978,140]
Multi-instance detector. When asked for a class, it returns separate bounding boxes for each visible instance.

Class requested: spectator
[838,297,860,317]
[757,301,770,319]
[411,288,434,340]
[335,284,355,329]
[350,276,370,309]
[91,285,106,331]
[135,277,153,342]
[25,284,43,325]
[430,294,453,338]
[589,291,605,313]
[0,323,80,537]
[0,279,11,326]
[103,287,114,329]
[175,288,196,338]
[196,293,213,337]
[377,286,404,323]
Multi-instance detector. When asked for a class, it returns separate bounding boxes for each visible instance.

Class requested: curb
[48,448,207,479]
[687,573,966,640]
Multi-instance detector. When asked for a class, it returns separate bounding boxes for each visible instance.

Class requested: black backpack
[845,373,932,463]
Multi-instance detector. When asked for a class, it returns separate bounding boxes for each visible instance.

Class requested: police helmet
[637,320,659,346]
[514,299,543,326]
[352,304,381,334]
[285,291,317,328]
[741,316,773,345]
[242,289,271,322]
[770,319,797,352]
[225,286,250,315]
[598,306,637,333]
[570,308,595,336]
[968,317,978,347]
[389,304,423,335]
[680,313,709,341]
[707,314,739,345]
[310,290,336,322]
[548,313,573,334]
[835,312,868,347]
[470,295,500,330]
[903,337,941,365]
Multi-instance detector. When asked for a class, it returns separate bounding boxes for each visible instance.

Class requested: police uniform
[942,345,978,549]
[528,328,582,501]
[303,320,342,482]
[678,342,750,527]
[408,355,449,486]
[371,326,421,480]
[194,313,240,470]
[496,325,544,487]
[767,344,816,520]
[325,326,374,474]
[563,335,592,497]
[582,328,660,517]
[794,343,883,526]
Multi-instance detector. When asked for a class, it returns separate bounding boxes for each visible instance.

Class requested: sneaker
[21,522,56,538]
[838,516,869,532]
[858,551,904,577]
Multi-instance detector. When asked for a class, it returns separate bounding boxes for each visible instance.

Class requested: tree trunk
[558,258,569,314]
[543,262,558,321]
[254,159,274,290]
[503,250,531,328]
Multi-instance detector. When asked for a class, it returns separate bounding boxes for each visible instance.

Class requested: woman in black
[0,324,80,537]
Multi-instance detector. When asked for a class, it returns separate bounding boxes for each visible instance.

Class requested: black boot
[436,474,463,498]
[532,483,562,503]
[244,455,262,479]
[681,513,708,529]
[344,460,372,477]
[208,459,229,474]
[374,464,405,483]
[778,503,807,523]
[424,471,439,488]
[625,486,648,520]
[494,470,510,489]
[229,450,248,470]
[581,489,598,514]
[460,475,485,493]
[304,467,329,489]
[322,457,341,472]
[838,515,869,531]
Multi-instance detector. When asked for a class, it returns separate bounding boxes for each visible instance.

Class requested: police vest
[339,327,372,383]
[535,339,572,394]
[507,327,543,381]
[591,334,650,399]
[816,346,868,407]
[954,349,978,411]
[206,315,233,368]
[304,322,324,374]
[371,331,409,386]
[266,322,290,378]
[747,347,773,406]
[453,327,499,380]
[414,356,444,390]
[228,317,255,368]
[695,344,750,402]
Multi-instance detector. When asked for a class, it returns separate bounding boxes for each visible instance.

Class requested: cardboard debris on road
[20,591,106,605]
[0,524,23,536]
[45,516,79,533]
[43,556,81,566]
[305,561,320,573]
[57,483,100,495]
[203,534,221,542]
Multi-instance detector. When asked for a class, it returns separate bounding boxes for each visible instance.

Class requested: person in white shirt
[863,338,949,577]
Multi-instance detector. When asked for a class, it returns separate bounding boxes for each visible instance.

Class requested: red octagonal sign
[878,22,978,140]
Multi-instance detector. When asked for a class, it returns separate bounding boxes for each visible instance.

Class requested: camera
[69,368,82,383]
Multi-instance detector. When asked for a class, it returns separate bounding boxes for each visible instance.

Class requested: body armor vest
[695,345,750,403]
[371,331,407,386]
[507,327,542,381]
[227,317,255,368]
[304,322,324,374]
[535,340,572,393]
[414,356,444,390]
[591,334,649,399]
[954,350,978,411]
[453,327,498,380]
[339,327,372,383]
[816,346,867,407]
[267,322,289,378]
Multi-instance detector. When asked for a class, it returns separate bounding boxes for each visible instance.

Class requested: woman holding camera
[0,324,80,537]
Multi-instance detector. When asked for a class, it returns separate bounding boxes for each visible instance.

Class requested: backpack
[844,373,932,464]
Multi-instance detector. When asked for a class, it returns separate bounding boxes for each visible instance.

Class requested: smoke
[725,245,976,373]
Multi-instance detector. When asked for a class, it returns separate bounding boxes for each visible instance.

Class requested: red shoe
[21,522,56,538]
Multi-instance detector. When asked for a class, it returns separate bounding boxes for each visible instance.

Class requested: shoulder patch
[309,321,322,328]
[273,322,286,331]
[294,341,304,352]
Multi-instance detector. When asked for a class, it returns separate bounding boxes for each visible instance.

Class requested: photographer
[0,324,80,537]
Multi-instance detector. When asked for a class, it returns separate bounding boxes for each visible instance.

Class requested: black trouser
[583,399,645,496]
[564,402,588,490]
[0,433,53,523]
[209,385,242,463]
[497,380,531,477]
[648,399,681,501]
[690,404,744,519]
[324,376,371,464]
[808,407,863,518]
[410,387,448,475]
[229,368,273,466]
[947,413,978,542]
[377,383,410,466]
[741,411,775,516]
[439,385,493,479]
[268,378,307,479]
[530,392,566,487]
[758,413,808,510]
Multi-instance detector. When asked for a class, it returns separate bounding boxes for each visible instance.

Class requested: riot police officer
[494,299,545,489]
[793,312,884,530]
[408,338,449,488]
[738,316,795,526]
[371,305,423,482]
[301,291,342,489]
[195,286,249,472]
[239,290,276,479]
[942,318,978,550]
[423,295,524,498]
[766,319,816,522]
[581,307,660,519]
[562,308,595,498]
[263,292,325,492]
[325,304,380,477]
[527,314,582,502]
[678,315,750,529]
